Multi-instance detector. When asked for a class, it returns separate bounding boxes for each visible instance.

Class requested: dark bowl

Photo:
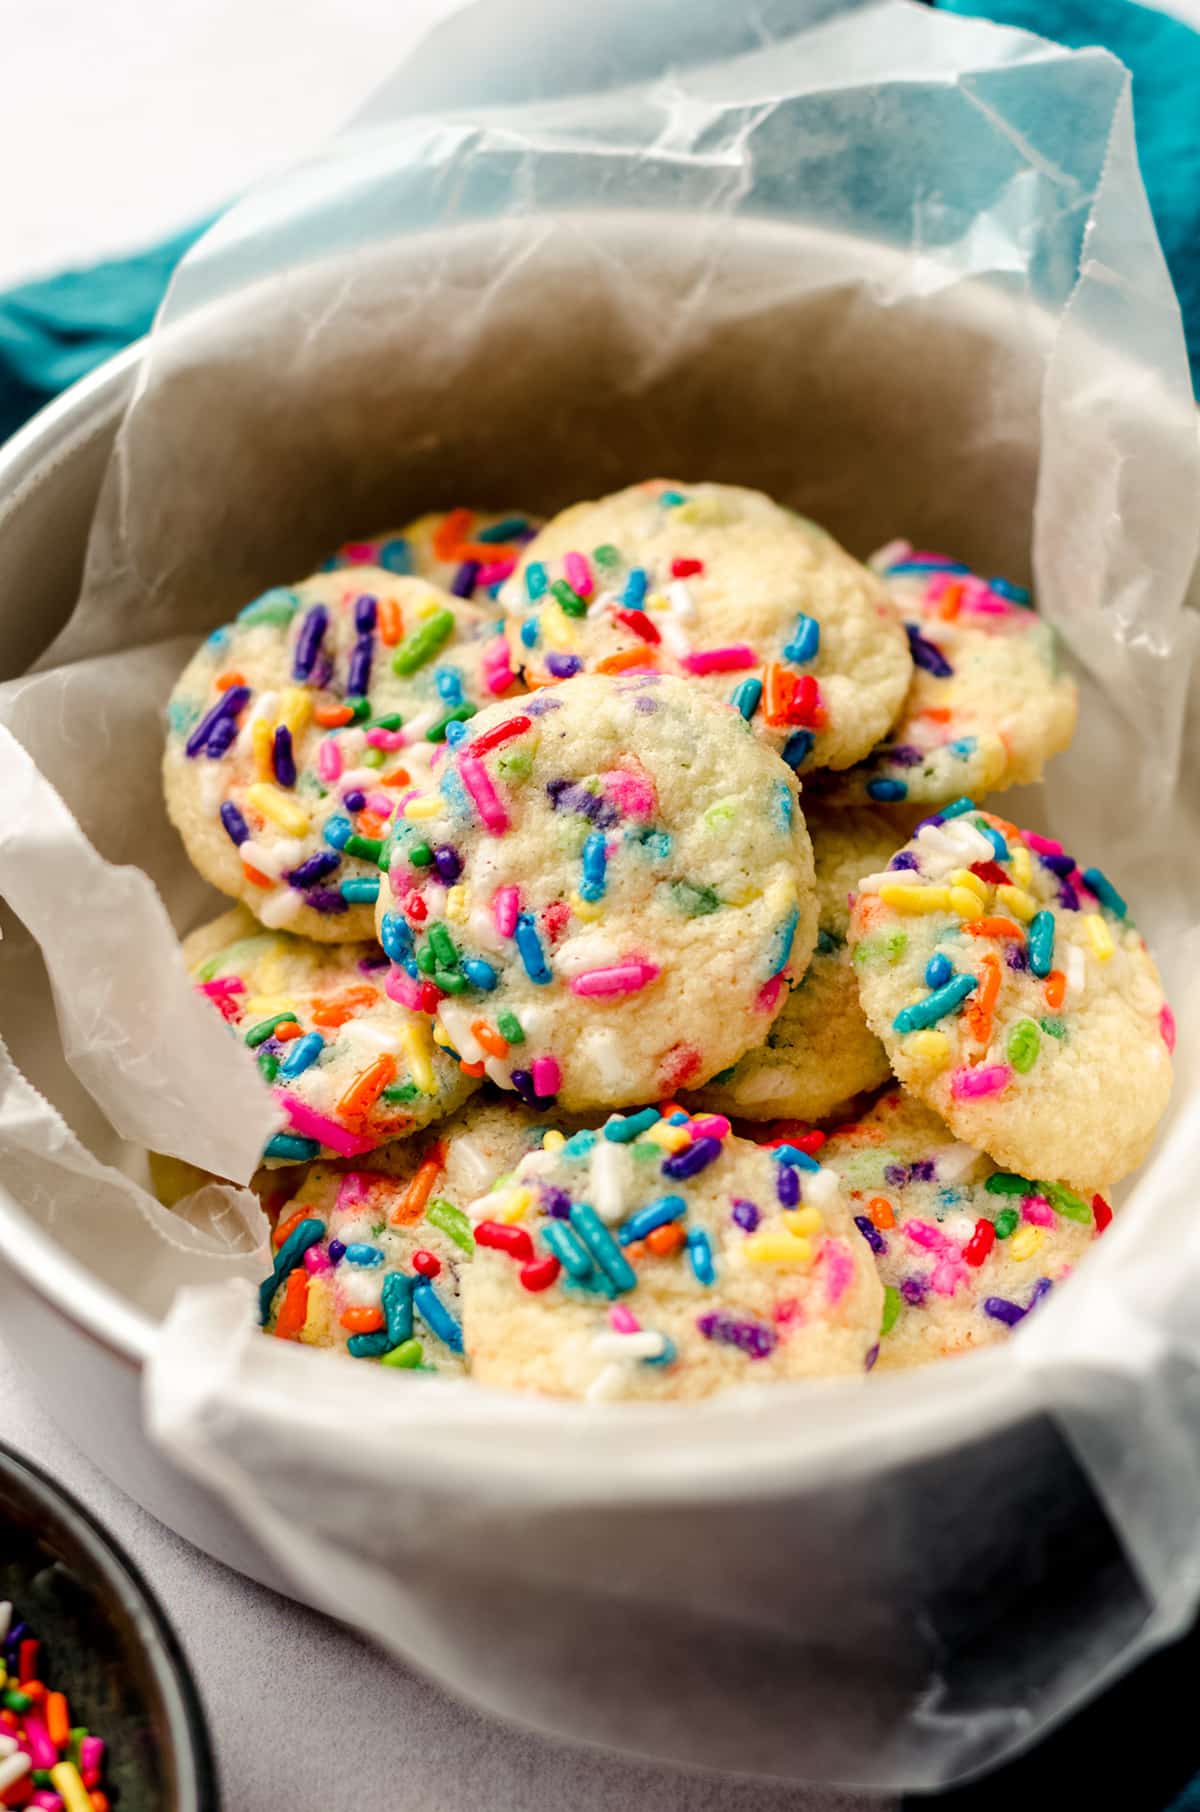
[0,1441,219,1810]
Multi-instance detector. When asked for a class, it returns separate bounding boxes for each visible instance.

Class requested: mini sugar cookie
[815,544,1077,807]
[499,481,912,773]
[821,1086,1111,1371]
[462,1107,882,1400]
[683,807,899,1121]
[164,568,522,941]
[185,906,478,1164]
[848,804,1173,1190]
[375,673,818,1110]
[327,508,541,604]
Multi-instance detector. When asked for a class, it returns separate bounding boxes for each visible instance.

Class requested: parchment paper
[2,0,1199,1789]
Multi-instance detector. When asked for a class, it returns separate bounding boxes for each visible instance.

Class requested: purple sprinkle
[293,605,329,680]
[540,1185,572,1220]
[286,850,341,887]
[1058,881,1080,911]
[883,742,926,768]
[910,1158,936,1183]
[204,713,241,759]
[306,887,349,915]
[328,1239,346,1264]
[731,1198,760,1232]
[510,1068,537,1106]
[865,1342,880,1372]
[984,1296,1025,1326]
[348,636,373,698]
[220,801,250,845]
[185,685,250,758]
[525,694,564,717]
[433,844,463,884]
[634,695,659,713]
[451,560,480,598]
[1039,852,1075,877]
[354,593,378,633]
[775,1163,801,1208]
[854,1214,886,1255]
[258,1037,285,1059]
[905,622,954,678]
[662,1136,722,1181]
[311,650,335,690]
[273,723,297,787]
[343,789,366,812]
[888,851,919,871]
[1005,945,1029,971]
[1027,1277,1053,1311]
[884,1163,908,1189]
[901,1276,928,1306]
[545,653,583,678]
[358,953,389,972]
[696,1310,776,1360]
[546,778,620,829]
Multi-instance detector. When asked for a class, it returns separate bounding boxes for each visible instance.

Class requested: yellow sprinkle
[704,799,736,829]
[570,890,603,922]
[400,1020,436,1094]
[241,992,295,1020]
[725,881,762,907]
[1085,914,1114,962]
[949,886,986,918]
[431,1022,455,1051]
[996,884,1037,922]
[645,590,670,613]
[444,885,470,923]
[277,686,313,737]
[1009,1225,1044,1262]
[674,495,726,526]
[949,868,988,905]
[1010,843,1033,889]
[540,604,577,651]
[302,1275,333,1345]
[541,1129,566,1151]
[908,1030,951,1075]
[50,1764,93,1812]
[743,1233,814,1267]
[404,794,445,821]
[879,884,951,915]
[491,1186,533,1225]
[642,1121,692,1153]
[246,782,310,836]
[764,877,798,916]
[783,1207,825,1239]
[251,718,275,782]
[415,592,445,620]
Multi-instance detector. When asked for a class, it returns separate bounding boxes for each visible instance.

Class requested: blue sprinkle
[772,780,793,830]
[988,576,1031,605]
[340,877,380,903]
[667,1111,689,1126]
[618,1195,687,1245]
[461,956,499,991]
[514,912,553,984]
[941,797,976,819]
[263,1133,320,1163]
[526,561,548,601]
[413,1281,464,1351]
[730,677,762,720]
[562,1129,599,1159]
[382,1272,415,1345]
[278,1032,325,1080]
[444,719,469,748]
[643,1335,677,1367]
[580,831,608,902]
[604,1107,660,1143]
[783,614,820,664]
[622,567,649,609]
[687,1228,716,1286]
[893,973,978,1033]
[378,537,413,574]
[219,802,250,846]
[1082,867,1127,919]
[324,814,353,850]
[950,736,977,756]
[380,911,414,963]
[478,515,529,542]
[259,1216,324,1321]
[867,777,908,802]
[1028,909,1056,978]
[571,1203,637,1292]
[768,908,800,977]
[519,617,540,648]
[884,559,970,578]
[541,1219,594,1281]
[348,1331,392,1359]
[773,1144,820,1172]
[976,821,1010,861]
[435,666,465,705]
[343,1243,384,1267]
[659,490,686,507]
[925,952,953,989]
[781,730,814,770]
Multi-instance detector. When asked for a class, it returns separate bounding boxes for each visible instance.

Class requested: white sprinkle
[436,1000,484,1064]
[665,580,697,621]
[931,1142,985,1184]
[0,1755,31,1793]
[803,1167,842,1209]
[1066,943,1087,998]
[857,868,920,894]
[257,889,304,929]
[197,763,226,813]
[944,1213,976,1245]
[589,1138,630,1225]
[658,619,693,660]
[585,1362,630,1403]
[591,1330,666,1361]
[572,1025,628,1092]
[0,1602,9,1643]
[401,707,439,742]
[869,538,911,572]
[0,1734,16,1759]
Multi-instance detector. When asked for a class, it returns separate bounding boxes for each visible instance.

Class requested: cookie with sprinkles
[375,673,818,1110]
[848,803,1173,1190]
[498,481,912,774]
[462,1108,882,1400]
[815,543,1077,807]
[184,906,478,1164]
[822,1086,1110,1371]
[164,568,523,941]
[683,807,899,1121]
[326,507,541,604]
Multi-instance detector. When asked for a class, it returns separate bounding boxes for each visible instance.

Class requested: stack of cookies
[162,482,1173,1396]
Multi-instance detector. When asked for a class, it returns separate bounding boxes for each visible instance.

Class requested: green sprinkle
[993,1207,1020,1239]
[498,751,532,780]
[1007,1019,1041,1074]
[670,880,720,917]
[392,608,456,675]
[368,711,404,731]
[1042,1181,1092,1224]
[496,1009,524,1044]
[348,697,372,724]
[32,1773,52,1789]
[3,1690,32,1713]
[238,589,298,627]
[257,1051,280,1083]
[550,578,588,618]
[631,1140,661,1162]
[853,931,908,966]
[362,747,385,769]
[196,934,275,982]
[416,945,436,976]
[427,703,477,742]
[704,800,736,828]
[434,968,468,995]
[68,1729,88,1767]
[409,842,433,868]
[593,543,621,568]
[708,1065,738,1085]
[381,1338,425,1369]
[427,922,458,968]
[427,1198,475,1253]
[1040,1016,1067,1039]
[343,833,383,863]
[986,1172,1034,1196]
[245,1011,299,1048]
[382,1081,420,1104]
[881,1285,901,1336]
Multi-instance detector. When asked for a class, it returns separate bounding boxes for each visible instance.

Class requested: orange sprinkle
[432,507,473,560]
[985,811,1020,842]
[917,706,953,724]
[273,1019,304,1043]
[471,1019,509,1059]
[657,1100,686,1119]
[392,1150,444,1225]
[868,1196,896,1230]
[273,1205,308,1250]
[273,1268,308,1340]
[964,952,1000,1050]
[356,810,388,840]
[380,766,413,787]
[762,662,795,727]
[312,985,380,1027]
[45,1691,70,1748]
[242,862,274,888]
[341,1306,386,1334]
[315,703,355,727]
[215,670,246,691]
[623,1240,647,1263]
[646,1223,687,1258]
[1044,969,1066,1009]
[595,647,658,676]
[337,1054,397,1120]
[937,580,964,620]
[450,538,518,563]
[963,917,1025,942]
[460,1059,487,1078]
[377,597,402,645]
[22,1681,44,1701]
[91,1797,112,1812]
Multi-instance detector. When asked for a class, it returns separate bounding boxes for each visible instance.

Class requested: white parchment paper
[2,0,1199,1789]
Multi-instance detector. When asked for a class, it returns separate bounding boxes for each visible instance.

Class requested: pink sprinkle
[610,1303,640,1333]
[690,1114,731,1140]
[458,753,510,833]
[493,885,521,938]
[681,644,758,675]
[1070,867,1096,902]
[773,1296,806,1329]
[79,1738,105,1775]
[274,1091,377,1157]
[531,1055,561,1096]
[200,975,244,998]
[755,975,784,1014]
[31,1795,63,1812]
[905,1219,945,1253]
[482,635,515,695]
[303,1245,333,1276]
[367,727,407,750]
[342,541,376,563]
[951,1063,1012,1099]
[820,1238,855,1307]
[1023,832,1063,856]
[564,551,593,598]
[602,761,657,819]
[365,792,394,819]
[337,1172,371,1208]
[22,1716,57,1771]
[930,1255,968,1297]
[385,965,424,1010]
[923,573,953,603]
[959,576,1011,615]
[317,738,343,782]
[1022,1194,1055,1227]
[1161,1002,1177,1052]
[477,558,516,587]
[570,961,661,997]
[542,900,571,943]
